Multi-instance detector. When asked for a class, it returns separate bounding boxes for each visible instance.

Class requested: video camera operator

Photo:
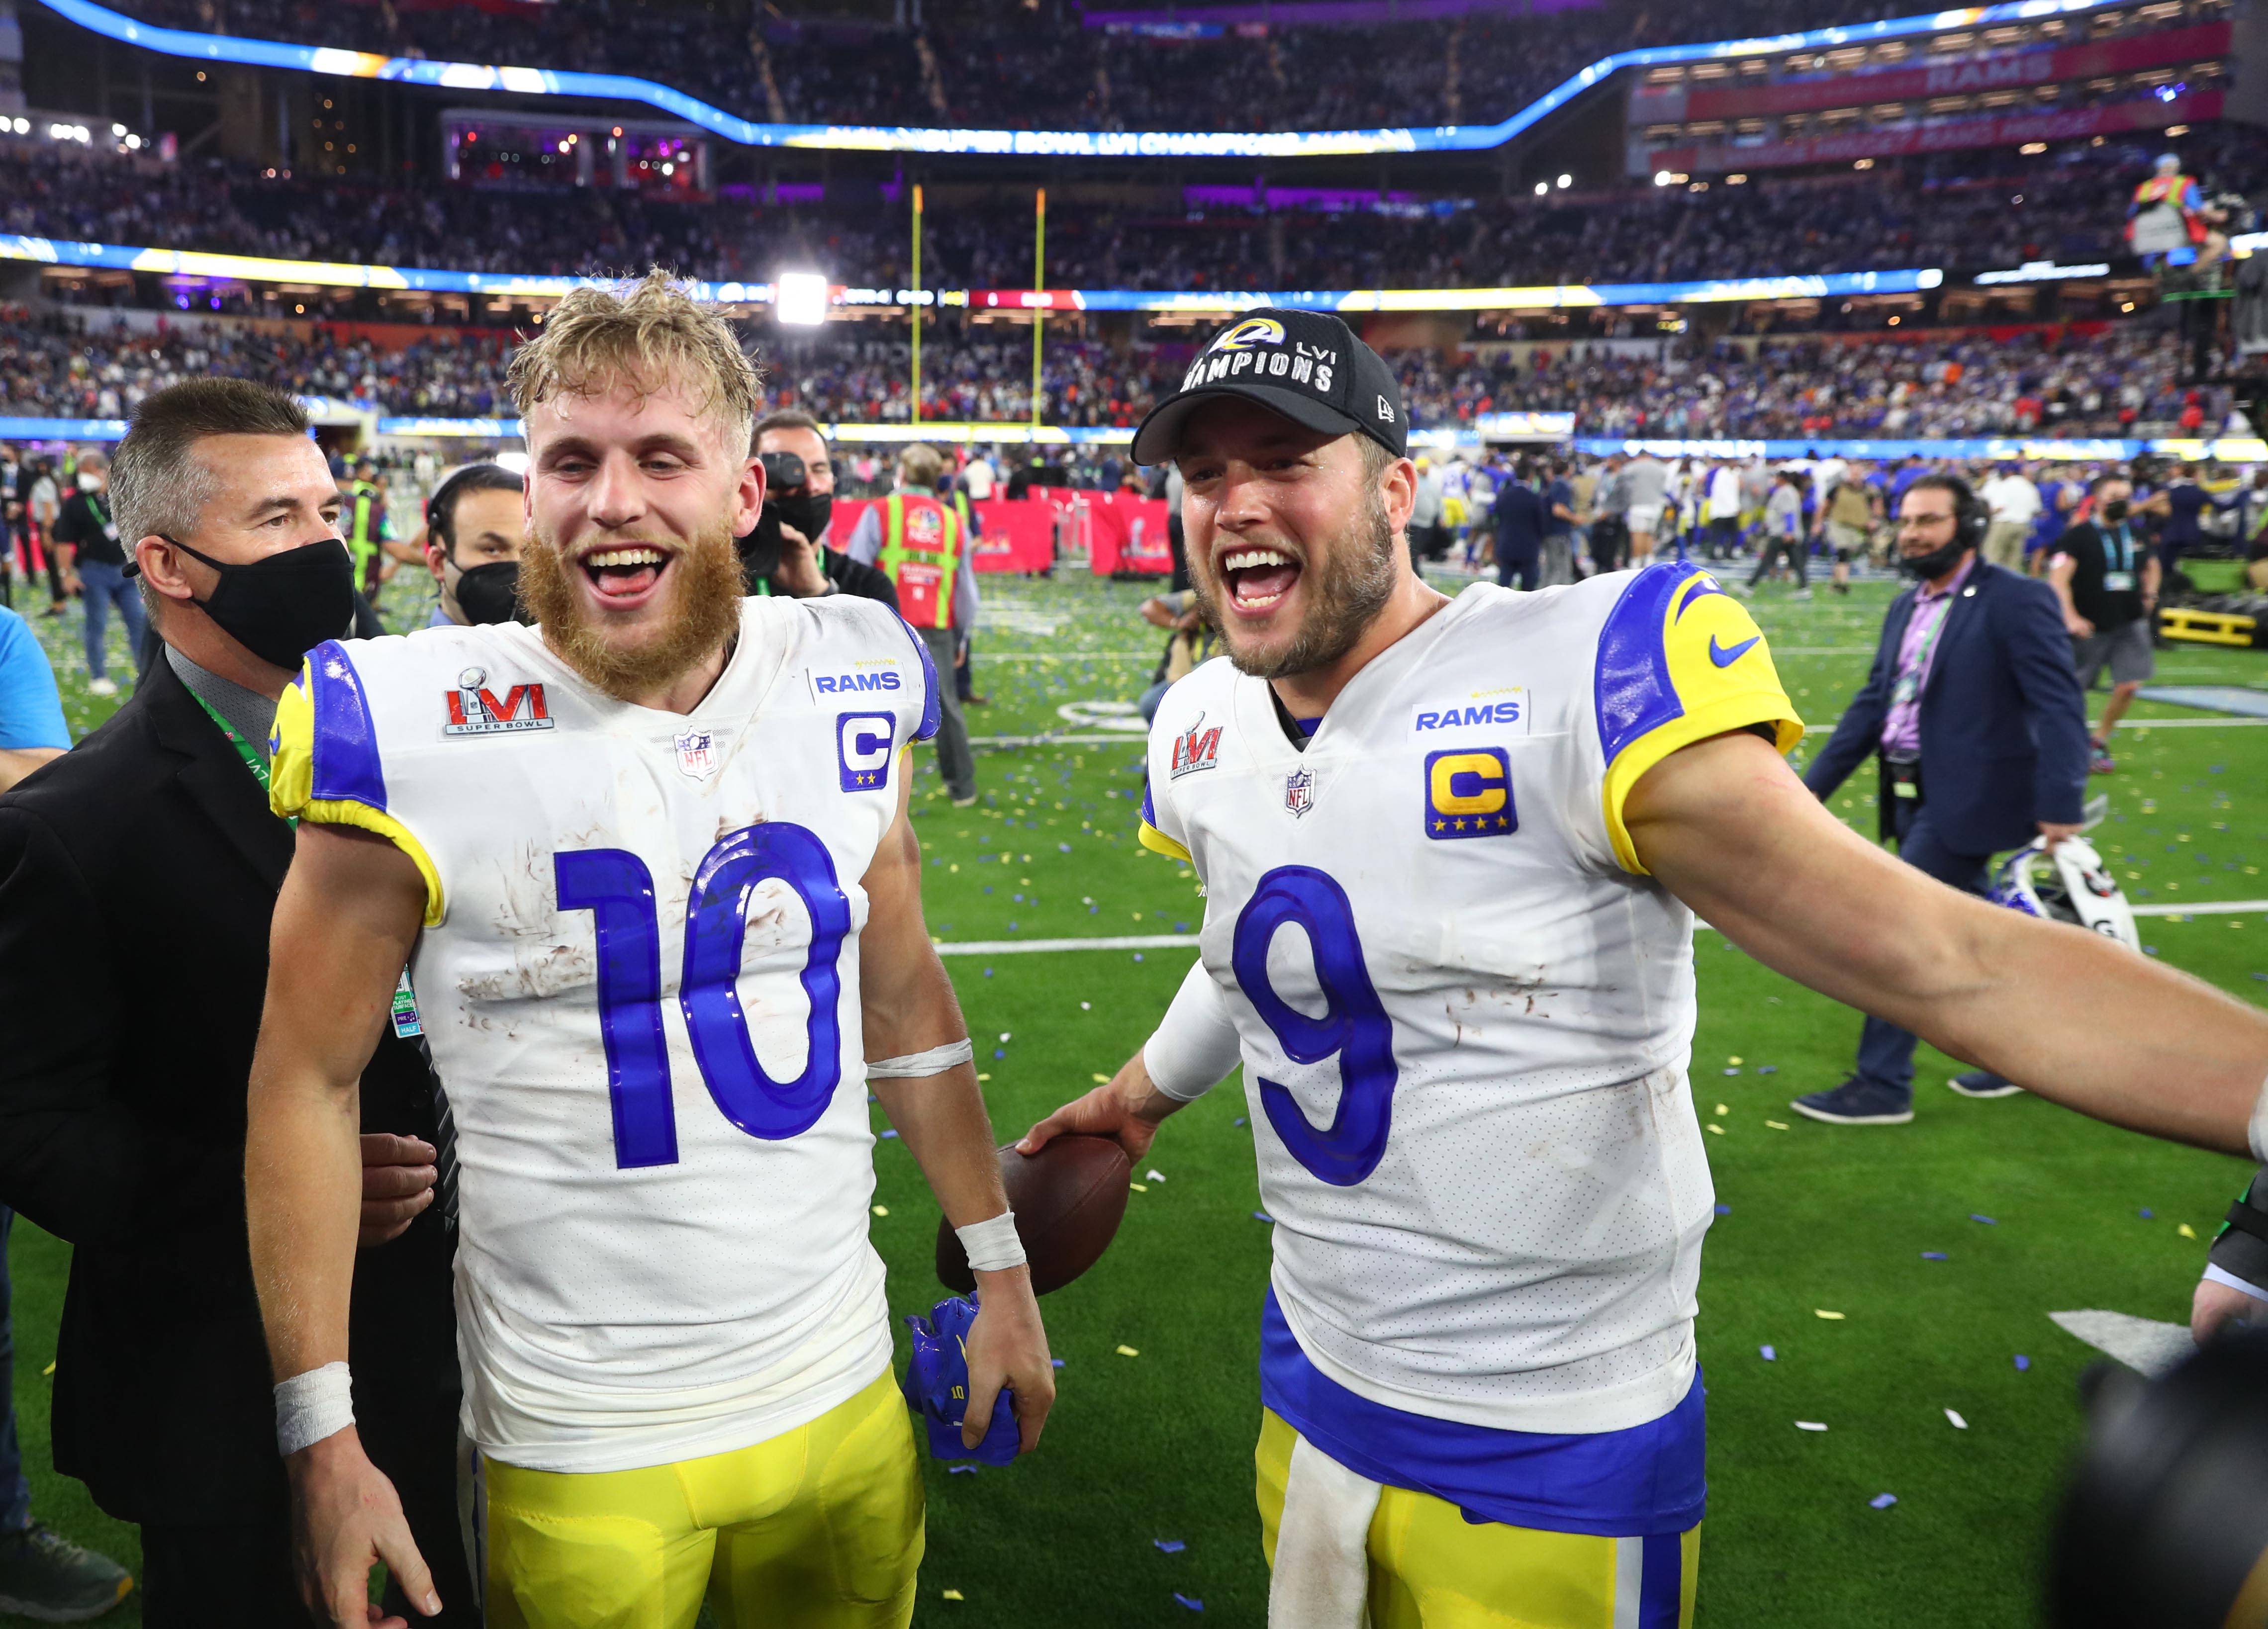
[743,410,898,609]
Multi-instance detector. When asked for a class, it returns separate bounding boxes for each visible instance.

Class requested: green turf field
[7,556,2266,1628]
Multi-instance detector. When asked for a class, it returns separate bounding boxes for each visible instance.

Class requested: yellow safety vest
[879,492,963,630]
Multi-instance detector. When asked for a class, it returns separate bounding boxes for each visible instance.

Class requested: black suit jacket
[1803,559,2090,855]
[0,656,457,1526]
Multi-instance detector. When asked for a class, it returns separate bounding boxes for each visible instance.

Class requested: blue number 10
[556,822,850,1168]
[1230,866,1399,1187]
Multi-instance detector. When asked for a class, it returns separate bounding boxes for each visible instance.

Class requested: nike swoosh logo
[1709,634,1760,668]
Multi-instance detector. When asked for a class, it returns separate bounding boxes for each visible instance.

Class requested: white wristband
[275,1361,355,1457]
[955,1211,1027,1273]
[2251,1069,2268,1164]
[869,1038,975,1080]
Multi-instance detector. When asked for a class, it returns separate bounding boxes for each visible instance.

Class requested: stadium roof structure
[39,0,2141,158]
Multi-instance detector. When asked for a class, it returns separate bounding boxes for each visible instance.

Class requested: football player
[245,272,1053,1629]
[1023,308,2268,1629]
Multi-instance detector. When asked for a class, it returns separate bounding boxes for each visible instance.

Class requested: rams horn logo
[1212,317,1286,353]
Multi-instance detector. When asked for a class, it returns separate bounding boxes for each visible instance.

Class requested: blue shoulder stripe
[306,640,389,811]
[896,615,942,743]
[1595,561,1709,765]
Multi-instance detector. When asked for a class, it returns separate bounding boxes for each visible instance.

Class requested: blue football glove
[902,1293,1020,1466]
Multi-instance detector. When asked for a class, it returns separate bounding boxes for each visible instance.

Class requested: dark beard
[1193,485,1399,682]
[520,517,746,702]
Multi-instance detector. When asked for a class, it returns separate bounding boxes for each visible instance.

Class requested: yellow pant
[1257,1410,1699,1629]
[483,1371,924,1629]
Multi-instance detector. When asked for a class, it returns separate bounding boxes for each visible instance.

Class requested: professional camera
[738,449,834,586]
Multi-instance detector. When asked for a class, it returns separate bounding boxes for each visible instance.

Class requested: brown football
[935,1135,1132,1296]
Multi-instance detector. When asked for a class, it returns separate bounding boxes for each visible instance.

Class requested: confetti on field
[1728,1056,1743,1066]
[1117,1345,1140,1358]
[1129,1182,1149,1193]
[1921,1252,1948,1261]
[1174,1595,1205,1612]
[872,1205,889,1217]
[2140,1208,2155,1219]
[976,1073,991,1082]
[943,1589,966,1600]
[1870,1493,1898,1510]
[1815,1309,1846,1320]
[1715,1203,1732,1215]
[1760,1345,1776,1361]
[1052,1358,1066,1367]
[1714,1103,1730,1116]
[1758,1066,1778,1075]
[880,1129,900,1140]
[1234,1117,1247,1127]
[1253,1210,1274,1223]
[1146,1169,1167,1182]
[1706,1123,1725,1135]
[1723,1068,1740,1077]
[2177,1223,2198,1239]
[1970,1214,1996,1225]
[2014,1355,2031,1371]
[1155,1539,1186,1554]
[1796,1421,1828,1432]
[41,1362,54,1377]
[1765,1120,1791,1130]
[1945,1409,1968,1430]
[1080,1001,1092,1010]
[1092,1073,1110,1083]
[949,1466,979,1476]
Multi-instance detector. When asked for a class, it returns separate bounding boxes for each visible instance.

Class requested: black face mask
[2100,498,2131,524]
[1898,533,1971,581]
[737,493,834,587]
[450,559,525,626]
[164,535,358,670]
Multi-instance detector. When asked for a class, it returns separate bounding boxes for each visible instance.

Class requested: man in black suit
[1795,473,2093,1126]
[0,381,472,1628]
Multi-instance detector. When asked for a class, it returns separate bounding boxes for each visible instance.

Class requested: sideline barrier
[829,497,1058,574]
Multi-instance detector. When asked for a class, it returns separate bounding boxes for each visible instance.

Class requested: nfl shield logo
[1284,767,1315,818]
[674,727,718,782]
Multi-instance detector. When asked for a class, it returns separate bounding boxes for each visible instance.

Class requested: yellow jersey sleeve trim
[1138,820,1193,863]
[1602,699,1803,874]
[299,799,447,928]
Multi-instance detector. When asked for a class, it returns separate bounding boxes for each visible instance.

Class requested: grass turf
[7,556,2266,1628]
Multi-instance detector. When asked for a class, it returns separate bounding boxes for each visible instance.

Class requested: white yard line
[932,934,1200,956]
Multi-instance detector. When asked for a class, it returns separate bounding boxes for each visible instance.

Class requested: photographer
[744,410,898,608]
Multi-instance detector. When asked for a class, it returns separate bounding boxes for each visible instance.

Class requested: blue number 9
[1230,866,1399,1187]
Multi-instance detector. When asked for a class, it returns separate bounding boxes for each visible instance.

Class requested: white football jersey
[1140,565,1800,1436]
[272,596,939,1472]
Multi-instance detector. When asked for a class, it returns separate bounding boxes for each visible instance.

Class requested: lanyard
[186,687,293,828]
[2101,523,2133,575]
[1905,582,1959,682]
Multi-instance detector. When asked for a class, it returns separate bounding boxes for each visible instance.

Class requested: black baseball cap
[1131,308,1408,466]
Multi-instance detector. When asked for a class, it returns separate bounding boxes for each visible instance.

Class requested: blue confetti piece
[1013,894,1024,903]
[1970,1214,1996,1225]
[1174,1595,1204,1613]
[982,968,994,979]
[1233,1117,1247,1127]
[1154,1539,1186,1554]
[2253,974,2268,984]
[880,1129,899,1140]
[1921,1251,1948,1261]
[1134,953,1145,962]
[1760,1345,1776,1361]
[1007,922,1018,931]
[2014,1355,2031,1371]
[1870,1493,1898,1510]
[949,1465,979,1476]
[993,1049,1006,1060]
[1723,1067,1740,1076]
[2140,1208,2155,1219]
[1089,905,1100,914]
[1252,1210,1274,1223]
[1059,843,1072,852]
[1757,1065,1777,1075]
[983,886,994,895]
[1175,921,1190,932]
[2144,946,2159,956]
[1714,1203,1731,1216]
[1051,1358,1066,1368]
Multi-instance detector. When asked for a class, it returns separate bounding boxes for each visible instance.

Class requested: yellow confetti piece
[976,1073,991,1082]
[949,864,959,872]
[1815,1309,1846,1320]
[1714,1103,1730,1116]
[1129,1182,1149,1192]
[42,1361,55,1377]
[1116,1345,1140,1357]
[872,1205,889,1217]
[1092,1074,1111,1084]
[1765,1120,1791,1130]
[1706,1123,1725,1135]
[1728,1056,1743,1066]
[2177,1223,2197,1239]
[943,1590,965,1602]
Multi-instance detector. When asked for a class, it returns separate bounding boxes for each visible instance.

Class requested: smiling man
[1023,308,2268,1629]
[244,273,1052,1629]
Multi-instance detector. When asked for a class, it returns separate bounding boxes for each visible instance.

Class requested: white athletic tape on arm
[869,1038,975,1079]
[1144,958,1244,1103]
[955,1210,1027,1273]
[275,1361,355,1456]
[2251,1069,2268,1164]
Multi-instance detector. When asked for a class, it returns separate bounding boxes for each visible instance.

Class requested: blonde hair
[508,269,761,458]
[897,443,944,489]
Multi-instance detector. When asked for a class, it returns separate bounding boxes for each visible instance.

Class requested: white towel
[1269,1436,1382,1629]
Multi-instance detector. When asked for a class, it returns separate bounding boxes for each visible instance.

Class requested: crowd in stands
[108,0,1913,132]
[0,304,2232,440]
[6,129,2263,297]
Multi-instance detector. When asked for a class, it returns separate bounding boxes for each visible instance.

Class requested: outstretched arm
[246,821,438,1628]
[1628,730,2268,1156]
[860,763,1054,1452]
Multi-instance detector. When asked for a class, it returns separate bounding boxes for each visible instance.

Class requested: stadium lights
[1533,181,1547,195]
[1556,175,1572,189]
[2019,141,2048,154]
[776,272,829,327]
[1654,171,1689,187]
